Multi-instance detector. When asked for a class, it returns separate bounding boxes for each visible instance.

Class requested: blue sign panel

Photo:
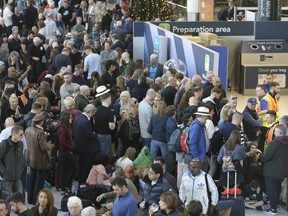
[154,21,255,36]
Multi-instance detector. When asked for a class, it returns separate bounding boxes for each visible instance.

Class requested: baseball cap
[247,98,257,105]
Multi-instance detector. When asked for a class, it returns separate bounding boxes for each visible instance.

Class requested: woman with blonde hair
[148,101,168,160]
[218,104,234,129]
[116,147,136,169]
[115,90,131,119]
[2,94,24,125]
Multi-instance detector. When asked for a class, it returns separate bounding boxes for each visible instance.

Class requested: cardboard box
[217,38,225,46]
[181,36,203,44]
[199,32,218,41]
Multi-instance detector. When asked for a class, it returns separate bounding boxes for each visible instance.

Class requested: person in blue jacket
[188,107,210,163]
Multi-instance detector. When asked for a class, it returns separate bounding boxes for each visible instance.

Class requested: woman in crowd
[153,93,163,114]
[218,104,234,129]
[117,110,133,155]
[115,47,123,65]
[154,191,183,216]
[86,154,111,186]
[0,33,9,62]
[115,90,130,119]
[30,189,58,216]
[124,164,140,192]
[116,75,126,92]
[129,97,141,151]
[217,130,246,187]
[64,196,83,216]
[127,69,144,94]
[116,147,136,169]
[176,91,193,124]
[2,93,24,125]
[148,101,168,160]
[55,112,76,191]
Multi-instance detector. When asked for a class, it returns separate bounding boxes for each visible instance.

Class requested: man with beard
[202,87,221,126]
[242,98,262,141]
[7,192,32,216]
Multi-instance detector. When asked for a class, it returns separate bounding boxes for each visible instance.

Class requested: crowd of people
[0,0,287,216]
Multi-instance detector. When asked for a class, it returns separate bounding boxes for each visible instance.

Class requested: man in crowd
[0,126,24,200]
[202,87,222,126]
[75,85,90,112]
[100,60,118,88]
[174,78,193,107]
[259,125,288,215]
[121,52,136,78]
[60,72,80,111]
[179,158,218,215]
[110,177,137,216]
[139,89,156,149]
[53,48,72,73]
[84,45,102,83]
[140,163,172,216]
[74,104,98,184]
[242,98,262,141]
[72,17,86,49]
[265,110,279,149]
[100,41,116,74]
[163,77,178,106]
[25,114,54,204]
[188,107,209,164]
[144,53,163,79]
[93,86,116,155]
[7,192,32,216]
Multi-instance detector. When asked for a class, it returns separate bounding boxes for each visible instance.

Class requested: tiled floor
[12,90,288,216]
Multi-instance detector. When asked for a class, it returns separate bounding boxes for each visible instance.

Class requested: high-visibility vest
[264,122,279,151]
[263,93,279,119]
[257,97,269,128]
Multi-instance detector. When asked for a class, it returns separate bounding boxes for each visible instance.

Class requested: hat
[32,114,45,122]
[0,61,4,66]
[247,97,257,105]
[194,107,210,116]
[52,42,58,48]
[95,85,110,97]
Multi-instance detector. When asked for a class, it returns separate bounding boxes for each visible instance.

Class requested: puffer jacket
[0,137,23,180]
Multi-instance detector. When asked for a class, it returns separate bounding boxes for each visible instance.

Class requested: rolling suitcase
[220,171,245,216]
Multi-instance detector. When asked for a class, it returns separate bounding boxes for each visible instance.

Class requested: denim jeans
[1,179,23,200]
[98,134,112,156]
[142,138,151,149]
[150,140,168,161]
[27,168,47,204]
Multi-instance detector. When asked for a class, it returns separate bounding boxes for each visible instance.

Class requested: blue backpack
[168,126,183,152]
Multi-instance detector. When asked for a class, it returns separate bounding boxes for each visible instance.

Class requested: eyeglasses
[231,97,237,100]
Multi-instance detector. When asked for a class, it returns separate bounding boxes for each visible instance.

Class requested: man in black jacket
[0,126,24,200]
[259,125,288,214]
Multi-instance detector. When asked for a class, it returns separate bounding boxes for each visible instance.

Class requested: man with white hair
[75,85,90,112]
[192,74,202,87]
[74,104,98,184]
[163,77,178,106]
[27,37,45,83]
[144,53,163,79]
[121,52,136,78]
[111,20,125,43]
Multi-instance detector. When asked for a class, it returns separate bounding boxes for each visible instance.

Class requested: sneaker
[265,208,277,215]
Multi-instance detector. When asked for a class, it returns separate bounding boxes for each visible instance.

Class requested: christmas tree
[131,0,171,21]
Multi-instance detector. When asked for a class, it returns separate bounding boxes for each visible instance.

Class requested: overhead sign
[155,21,255,36]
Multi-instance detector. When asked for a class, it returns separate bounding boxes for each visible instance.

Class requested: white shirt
[3,7,13,26]
[84,53,102,78]
[44,18,58,38]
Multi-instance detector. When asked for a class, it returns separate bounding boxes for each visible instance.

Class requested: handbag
[205,174,219,216]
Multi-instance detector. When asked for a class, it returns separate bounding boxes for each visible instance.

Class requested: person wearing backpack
[165,105,178,175]
[217,130,246,188]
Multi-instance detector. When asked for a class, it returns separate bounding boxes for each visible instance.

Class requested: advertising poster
[200,0,213,21]
[258,74,286,88]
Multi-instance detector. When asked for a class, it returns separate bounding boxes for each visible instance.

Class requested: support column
[187,0,200,21]
[258,0,282,21]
